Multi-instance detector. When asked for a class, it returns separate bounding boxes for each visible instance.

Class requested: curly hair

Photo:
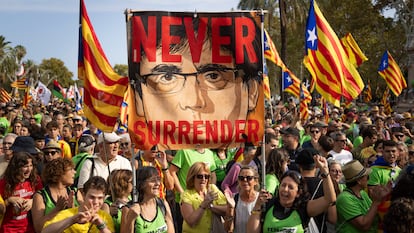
[41,158,74,185]
[3,152,38,198]
[278,171,309,210]
[108,169,133,200]
[186,162,210,190]
[136,167,159,203]
[383,198,414,233]
[266,148,289,180]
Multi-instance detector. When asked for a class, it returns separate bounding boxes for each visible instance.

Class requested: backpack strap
[155,197,166,218]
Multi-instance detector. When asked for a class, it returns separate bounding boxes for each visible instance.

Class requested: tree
[39,58,74,88]
[114,64,128,77]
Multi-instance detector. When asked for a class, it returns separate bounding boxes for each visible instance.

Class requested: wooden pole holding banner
[130,143,138,203]
[259,9,266,191]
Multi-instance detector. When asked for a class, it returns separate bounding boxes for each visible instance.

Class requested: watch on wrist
[320,172,329,178]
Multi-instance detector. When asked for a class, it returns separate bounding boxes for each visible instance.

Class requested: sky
[0,0,240,79]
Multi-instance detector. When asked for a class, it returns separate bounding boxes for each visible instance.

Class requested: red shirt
[0,176,43,233]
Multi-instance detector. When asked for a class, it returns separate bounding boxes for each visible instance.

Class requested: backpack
[72,152,92,187]
[72,156,95,188]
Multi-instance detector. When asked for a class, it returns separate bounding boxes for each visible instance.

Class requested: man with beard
[280,127,302,171]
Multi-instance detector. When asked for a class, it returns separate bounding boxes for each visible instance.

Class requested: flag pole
[259,9,266,191]
[130,142,138,203]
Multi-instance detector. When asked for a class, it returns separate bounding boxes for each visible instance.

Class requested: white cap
[97,132,121,144]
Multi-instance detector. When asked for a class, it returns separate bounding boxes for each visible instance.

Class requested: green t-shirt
[213,151,234,182]
[135,204,168,233]
[263,206,305,233]
[0,117,10,135]
[336,189,378,233]
[368,165,401,187]
[171,149,217,202]
[265,173,280,196]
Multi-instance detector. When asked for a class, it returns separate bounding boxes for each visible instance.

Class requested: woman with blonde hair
[102,169,133,233]
[181,162,227,233]
[225,166,260,233]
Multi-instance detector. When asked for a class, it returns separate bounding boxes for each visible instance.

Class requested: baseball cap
[296,148,319,165]
[280,127,300,138]
[97,132,121,144]
[78,134,96,148]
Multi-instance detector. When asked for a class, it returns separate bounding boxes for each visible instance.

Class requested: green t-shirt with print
[336,189,378,233]
[263,206,305,233]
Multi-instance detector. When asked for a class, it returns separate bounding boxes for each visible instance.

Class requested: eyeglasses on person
[238,175,255,181]
[140,66,240,95]
[195,174,211,180]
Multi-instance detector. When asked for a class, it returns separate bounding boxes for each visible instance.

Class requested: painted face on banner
[129,12,264,150]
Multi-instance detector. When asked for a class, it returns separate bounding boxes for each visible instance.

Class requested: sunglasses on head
[196,174,210,180]
[44,150,58,156]
[238,175,255,181]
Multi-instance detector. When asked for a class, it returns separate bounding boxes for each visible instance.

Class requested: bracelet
[329,201,336,206]
[200,205,207,210]
[96,222,106,230]
[251,209,261,215]
[162,167,169,171]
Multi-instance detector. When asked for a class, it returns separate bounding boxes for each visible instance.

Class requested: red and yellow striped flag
[78,0,128,132]
[363,80,372,103]
[0,88,12,103]
[264,29,285,69]
[378,51,407,97]
[303,0,364,107]
[340,33,368,67]
[380,88,392,114]
[10,78,28,89]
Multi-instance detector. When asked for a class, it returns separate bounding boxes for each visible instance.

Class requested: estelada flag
[378,51,407,96]
[304,0,364,107]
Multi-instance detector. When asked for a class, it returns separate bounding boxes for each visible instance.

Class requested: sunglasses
[310,130,320,134]
[409,151,414,156]
[285,170,303,181]
[195,174,210,180]
[238,175,255,181]
[44,150,58,156]
[395,134,404,138]
[120,142,129,147]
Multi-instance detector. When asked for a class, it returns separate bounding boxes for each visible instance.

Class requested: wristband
[96,222,106,230]
[251,209,261,215]
[162,167,169,171]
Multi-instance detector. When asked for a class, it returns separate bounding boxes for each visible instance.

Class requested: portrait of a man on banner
[126,11,265,150]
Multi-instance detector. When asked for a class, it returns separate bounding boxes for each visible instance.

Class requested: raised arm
[307,155,336,217]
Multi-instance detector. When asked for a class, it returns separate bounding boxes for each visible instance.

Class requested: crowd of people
[0,97,413,233]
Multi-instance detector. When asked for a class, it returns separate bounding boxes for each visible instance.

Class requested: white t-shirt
[77,154,132,188]
[328,149,353,165]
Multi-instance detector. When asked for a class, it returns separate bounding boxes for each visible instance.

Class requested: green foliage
[114,64,128,77]
[39,58,74,88]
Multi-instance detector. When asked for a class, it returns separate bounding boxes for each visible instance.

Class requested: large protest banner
[126,11,265,150]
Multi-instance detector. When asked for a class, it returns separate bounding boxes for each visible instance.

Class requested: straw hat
[342,160,371,183]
